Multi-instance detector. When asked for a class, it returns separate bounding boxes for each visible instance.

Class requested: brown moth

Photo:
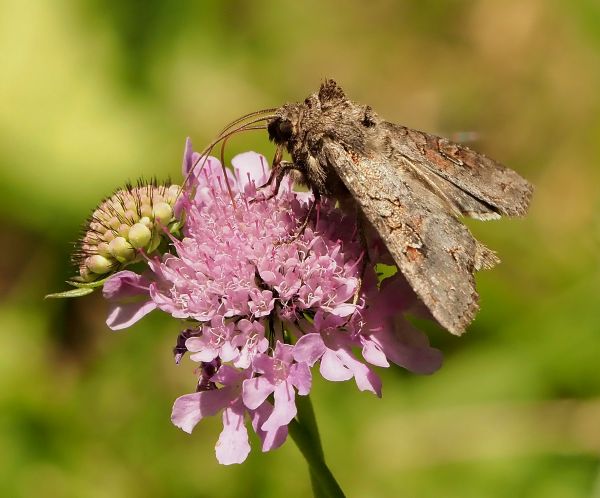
[263,79,533,335]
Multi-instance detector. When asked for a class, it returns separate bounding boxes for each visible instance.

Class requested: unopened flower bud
[140,204,153,218]
[125,209,139,223]
[128,222,152,249]
[108,237,134,262]
[153,202,173,224]
[139,216,152,228]
[97,242,111,257]
[85,254,113,274]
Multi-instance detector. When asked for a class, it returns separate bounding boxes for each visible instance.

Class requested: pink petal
[293,334,326,366]
[251,403,288,452]
[328,302,357,317]
[212,365,245,385]
[189,348,218,363]
[231,151,269,190]
[290,362,312,396]
[350,362,382,397]
[367,320,443,374]
[242,376,274,410]
[273,342,294,364]
[261,381,297,432]
[335,348,382,396]
[195,156,236,192]
[219,341,239,362]
[181,137,194,176]
[215,403,250,465]
[171,387,235,433]
[148,285,190,319]
[103,271,150,300]
[105,300,157,330]
[251,353,273,375]
[320,349,353,382]
[361,341,390,367]
[333,277,358,302]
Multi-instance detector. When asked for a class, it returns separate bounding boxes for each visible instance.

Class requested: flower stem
[289,395,346,498]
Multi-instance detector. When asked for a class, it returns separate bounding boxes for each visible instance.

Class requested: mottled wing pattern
[321,139,490,335]
[382,123,533,218]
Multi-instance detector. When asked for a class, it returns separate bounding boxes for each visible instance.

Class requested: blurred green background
[1,0,599,497]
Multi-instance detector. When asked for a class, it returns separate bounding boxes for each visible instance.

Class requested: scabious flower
[102,138,442,464]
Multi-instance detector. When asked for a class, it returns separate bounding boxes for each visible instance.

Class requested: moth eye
[268,117,294,144]
[278,120,293,140]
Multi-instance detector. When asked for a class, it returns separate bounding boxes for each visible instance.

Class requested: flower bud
[140,204,153,218]
[128,222,152,249]
[118,224,130,238]
[97,242,111,257]
[108,237,134,263]
[153,202,173,224]
[139,216,152,228]
[85,254,113,274]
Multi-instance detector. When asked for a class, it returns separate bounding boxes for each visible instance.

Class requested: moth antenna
[217,108,278,137]
[218,115,276,208]
[176,119,273,205]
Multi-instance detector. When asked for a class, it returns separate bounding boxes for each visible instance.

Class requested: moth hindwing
[267,80,533,334]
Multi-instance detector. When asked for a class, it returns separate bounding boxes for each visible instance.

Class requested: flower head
[101,138,442,464]
[73,180,181,282]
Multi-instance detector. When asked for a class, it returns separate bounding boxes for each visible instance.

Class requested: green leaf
[66,276,111,289]
[44,287,95,299]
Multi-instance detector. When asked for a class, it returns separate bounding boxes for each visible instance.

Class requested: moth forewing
[391,124,533,217]
[321,139,482,335]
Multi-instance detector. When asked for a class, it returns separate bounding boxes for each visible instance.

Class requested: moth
[231,80,532,335]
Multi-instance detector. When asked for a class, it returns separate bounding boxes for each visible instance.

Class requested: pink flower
[293,312,382,396]
[171,365,287,465]
[242,342,311,432]
[102,138,443,464]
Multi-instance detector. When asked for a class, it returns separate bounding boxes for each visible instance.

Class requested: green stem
[289,395,346,498]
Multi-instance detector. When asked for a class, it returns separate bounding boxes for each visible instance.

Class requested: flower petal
[103,270,150,300]
[261,381,297,432]
[215,403,250,465]
[181,137,194,176]
[361,340,390,368]
[290,362,312,396]
[242,376,274,410]
[319,349,353,381]
[171,387,235,433]
[293,334,326,366]
[106,300,157,331]
[251,402,288,452]
[231,151,269,190]
[366,319,443,374]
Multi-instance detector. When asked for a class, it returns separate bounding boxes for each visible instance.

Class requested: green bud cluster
[72,180,182,282]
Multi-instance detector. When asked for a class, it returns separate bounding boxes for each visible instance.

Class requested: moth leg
[352,210,372,305]
[255,161,297,202]
[258,146,283,189]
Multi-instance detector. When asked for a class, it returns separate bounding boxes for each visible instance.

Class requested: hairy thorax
[280,99,385,199]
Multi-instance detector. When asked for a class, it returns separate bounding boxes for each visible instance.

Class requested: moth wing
[384,123,533,218]
[321,139,487,335]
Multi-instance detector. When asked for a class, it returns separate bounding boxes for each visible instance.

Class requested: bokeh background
[1,0,599,497]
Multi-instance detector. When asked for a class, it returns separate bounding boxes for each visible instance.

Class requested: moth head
[268,104,301,146]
